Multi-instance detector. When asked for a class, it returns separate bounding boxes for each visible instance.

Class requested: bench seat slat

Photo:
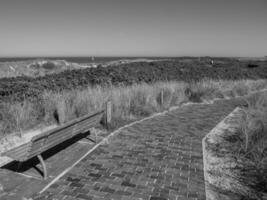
[2,143,32,162]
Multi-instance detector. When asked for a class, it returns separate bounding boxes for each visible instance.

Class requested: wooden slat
[29,130,74,156]
[2,143,31,161]
[31,110,104,142]
[26,111,104,159]
[32,111,102,143]
[29,118,100,157]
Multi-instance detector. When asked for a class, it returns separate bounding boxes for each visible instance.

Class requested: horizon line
[0,55,266,59]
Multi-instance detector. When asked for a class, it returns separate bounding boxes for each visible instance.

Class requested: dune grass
[237,92,267,194]
[1,79,267,138]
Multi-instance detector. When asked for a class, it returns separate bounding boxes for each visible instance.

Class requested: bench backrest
[27,110,104,160]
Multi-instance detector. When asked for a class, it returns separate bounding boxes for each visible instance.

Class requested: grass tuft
[238,92,267,194]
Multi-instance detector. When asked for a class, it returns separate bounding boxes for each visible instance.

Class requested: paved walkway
[31,98,245,200]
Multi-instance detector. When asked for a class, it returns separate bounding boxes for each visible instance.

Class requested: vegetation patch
[1,79,267,139]
[1,59,267,102]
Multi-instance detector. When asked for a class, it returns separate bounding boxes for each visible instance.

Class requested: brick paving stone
[31,98,246,200]
[76,193,93,200]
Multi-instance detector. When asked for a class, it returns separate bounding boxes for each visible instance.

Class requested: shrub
[247,64,259,68]
[42,62,57,70]
[184,80,220,102]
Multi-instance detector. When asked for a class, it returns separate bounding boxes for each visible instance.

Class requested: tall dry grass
[185,79,267,102]
[236,92,267,195]
[240,92,267,162]
[41,81,188,123]
[1,79,267,138]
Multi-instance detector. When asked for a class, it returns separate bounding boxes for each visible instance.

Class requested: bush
[42,62,57,70]
[247,64,259,68]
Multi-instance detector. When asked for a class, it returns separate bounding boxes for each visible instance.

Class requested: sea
[0,57,175,63]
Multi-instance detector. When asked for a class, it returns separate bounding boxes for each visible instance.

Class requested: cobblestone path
[33,98,245,200]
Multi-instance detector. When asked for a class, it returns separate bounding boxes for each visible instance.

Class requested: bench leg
[85,133,97,143]
[16,162,22,172]
[37,155,47,180]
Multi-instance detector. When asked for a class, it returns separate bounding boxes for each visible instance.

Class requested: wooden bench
[1,101,112,180]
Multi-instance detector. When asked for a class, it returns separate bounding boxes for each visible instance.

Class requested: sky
[0,0,266,57]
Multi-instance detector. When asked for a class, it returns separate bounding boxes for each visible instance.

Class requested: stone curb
[202,107,243,200]
[202,107,266,200]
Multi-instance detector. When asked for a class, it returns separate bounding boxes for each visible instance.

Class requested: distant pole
[105,101,112,129]
[160,90,164,107]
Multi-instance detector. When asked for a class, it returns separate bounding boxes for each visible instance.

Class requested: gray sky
[0,0,266,57]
